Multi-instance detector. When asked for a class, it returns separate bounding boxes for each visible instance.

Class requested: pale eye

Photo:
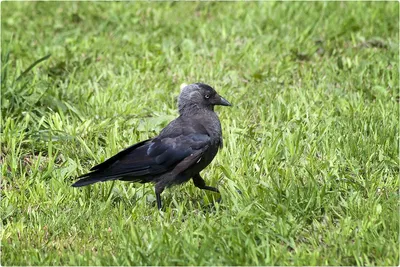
[205,94,210,99]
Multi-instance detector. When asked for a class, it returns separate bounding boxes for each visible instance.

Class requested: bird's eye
[205,94,210,99]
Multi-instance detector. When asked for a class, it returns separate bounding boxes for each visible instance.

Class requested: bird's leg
[192,173,219,193]
[156,193,162,210]
[155,184,165,210]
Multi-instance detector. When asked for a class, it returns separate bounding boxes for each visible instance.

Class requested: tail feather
[72,168,151,187]
[71,175,109,187]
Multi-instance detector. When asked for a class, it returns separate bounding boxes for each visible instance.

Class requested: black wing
[72,131,210,187]
[89,139,152,172]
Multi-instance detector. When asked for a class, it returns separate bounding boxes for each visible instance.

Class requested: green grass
[1,2,399,266]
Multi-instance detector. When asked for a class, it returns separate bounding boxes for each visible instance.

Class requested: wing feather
[72,129,211,187]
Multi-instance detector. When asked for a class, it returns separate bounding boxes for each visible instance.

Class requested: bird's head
[178,83,231,113]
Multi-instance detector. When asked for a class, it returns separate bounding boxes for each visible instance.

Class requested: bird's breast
[189,144,219,175]
[202,114,222,142]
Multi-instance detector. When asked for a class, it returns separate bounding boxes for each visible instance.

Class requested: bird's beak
[218,96,232,106]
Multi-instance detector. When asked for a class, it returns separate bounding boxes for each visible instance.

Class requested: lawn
[1,2,399,266]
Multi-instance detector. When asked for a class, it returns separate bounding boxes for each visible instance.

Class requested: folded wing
[72,133,210,187]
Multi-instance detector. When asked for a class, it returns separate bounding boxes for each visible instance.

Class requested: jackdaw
[72,83,231,209]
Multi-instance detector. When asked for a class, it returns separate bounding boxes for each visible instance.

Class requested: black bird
[72,83,231,209]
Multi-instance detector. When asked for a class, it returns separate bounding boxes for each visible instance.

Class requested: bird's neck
[179,105,222,142]
[178,104,213,115]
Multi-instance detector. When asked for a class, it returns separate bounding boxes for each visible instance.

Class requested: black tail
[71,176,102,187]
[71,172,118,187]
